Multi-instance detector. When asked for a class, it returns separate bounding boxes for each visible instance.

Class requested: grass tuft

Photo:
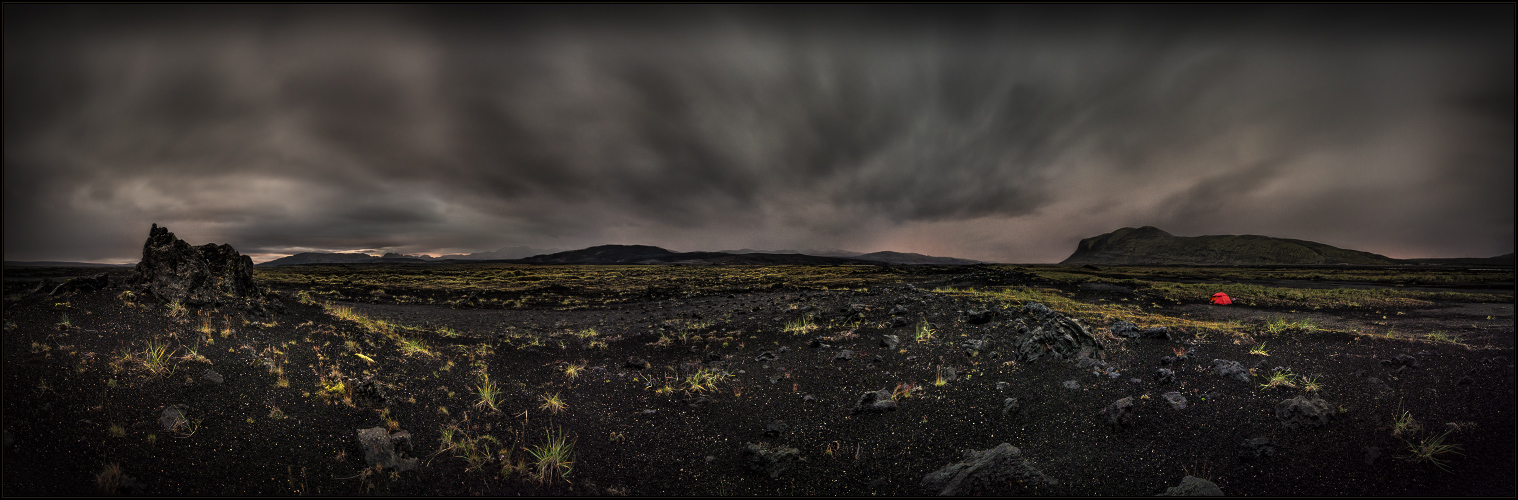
[474,375,502,413]
[96,462,123,494]
[526,426,575,485]
[141,340,176,376]
[1403,429,1463,472]
[783,316,818,335]
[914,318,936,342]
[564,361,586,380]
[539,392,568,414]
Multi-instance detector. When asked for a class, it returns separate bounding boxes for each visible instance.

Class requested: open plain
[2,263,1513,495]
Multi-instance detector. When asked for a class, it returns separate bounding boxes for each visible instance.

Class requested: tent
[1210,292,1232,305]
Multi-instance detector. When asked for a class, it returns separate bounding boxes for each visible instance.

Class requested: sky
[4,5,1513,264]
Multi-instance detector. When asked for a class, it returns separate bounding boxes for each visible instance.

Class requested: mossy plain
[2,263,1512,495]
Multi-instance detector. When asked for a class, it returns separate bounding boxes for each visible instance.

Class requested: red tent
[1210,292,1232,305]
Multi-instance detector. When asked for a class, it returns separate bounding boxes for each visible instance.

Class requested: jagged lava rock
[921,442,1058,495]
[133,223,259,306]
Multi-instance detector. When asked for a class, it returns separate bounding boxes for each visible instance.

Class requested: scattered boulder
[888,304,910,316]
[200,369,224,385]
[963,339,989,356]
[625,356,651,370]
[754,351,778,362]
[763,420,788,437]
[1238,437,1278,460]
[1142,326,1171,340]
[1155,368,1175,384]
[1161,392,1188,410]
[1006,302,1106,363]
[1097,397,1135,427]
[1110,321,1140,338]
[132,224,261,308]
[835,350,854,362]
[159,405,189,432]
[880,335,900,349]
[1276,395,1335,429]
[742,442,800,479]
[1062,380,1082,390]
[1002,397,1022,417]
[1382,354,1421,369]
[351,376,389,408]
[1158,475,1223,496]
[1211,359,1251,383]
[965,309,995,324]
[356,427,418,472]
[920,443,1058,495]
[48,273,110,296]
[889,316,912,328]
[852,390,898,414]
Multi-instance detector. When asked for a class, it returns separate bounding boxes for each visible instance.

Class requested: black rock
[357,427,418,472]
[132,224,261,307]
[1001,397,1021,417]
[965,309,995,324]
[1111,321,1140,338]
[1276,395,1335,429]
[743,442,800,479]
[49,273,111,296]
[921,443,1057,495]
[1097,397,1135,428]
[852,390,899,414]
[1239,437,1278,460]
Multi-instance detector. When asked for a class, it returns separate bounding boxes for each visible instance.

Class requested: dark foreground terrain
[3,264,1513,495]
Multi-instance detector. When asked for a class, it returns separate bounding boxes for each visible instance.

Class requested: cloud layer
[5,5,1513,263]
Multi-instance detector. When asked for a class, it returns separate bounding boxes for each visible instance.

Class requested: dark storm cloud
[5,4,1512,263]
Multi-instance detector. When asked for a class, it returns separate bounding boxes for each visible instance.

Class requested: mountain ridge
[1061,226,1404,266]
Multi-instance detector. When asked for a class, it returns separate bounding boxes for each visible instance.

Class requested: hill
[1060,227,1402,266]
[515,245,882,265]
[256,252,426,266]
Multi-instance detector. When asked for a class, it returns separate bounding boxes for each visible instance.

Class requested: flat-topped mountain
[1060,226,1402,266]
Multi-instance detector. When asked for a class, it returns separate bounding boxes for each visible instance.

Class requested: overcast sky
[5,5,1513,264]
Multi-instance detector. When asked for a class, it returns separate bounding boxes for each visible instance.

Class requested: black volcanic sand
[2,267,1513,496]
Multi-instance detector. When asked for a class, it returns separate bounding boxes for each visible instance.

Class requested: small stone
[1162,392,1188,410]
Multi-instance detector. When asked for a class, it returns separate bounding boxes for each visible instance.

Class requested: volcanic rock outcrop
[133,224,261,307]
[1005,302,1106,363]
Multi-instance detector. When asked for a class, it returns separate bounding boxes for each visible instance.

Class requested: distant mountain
[3,261,134,267]
[1060,227,1402,266]
[517,245,884,265]
[257,252,398,266]
[719,248,865,258]
[1404,253,1515,267]
[853,251,982,265]
[436,246,567,261]
[719,248,977,264]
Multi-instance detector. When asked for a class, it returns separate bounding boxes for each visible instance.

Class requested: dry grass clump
[95,462,122,493]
